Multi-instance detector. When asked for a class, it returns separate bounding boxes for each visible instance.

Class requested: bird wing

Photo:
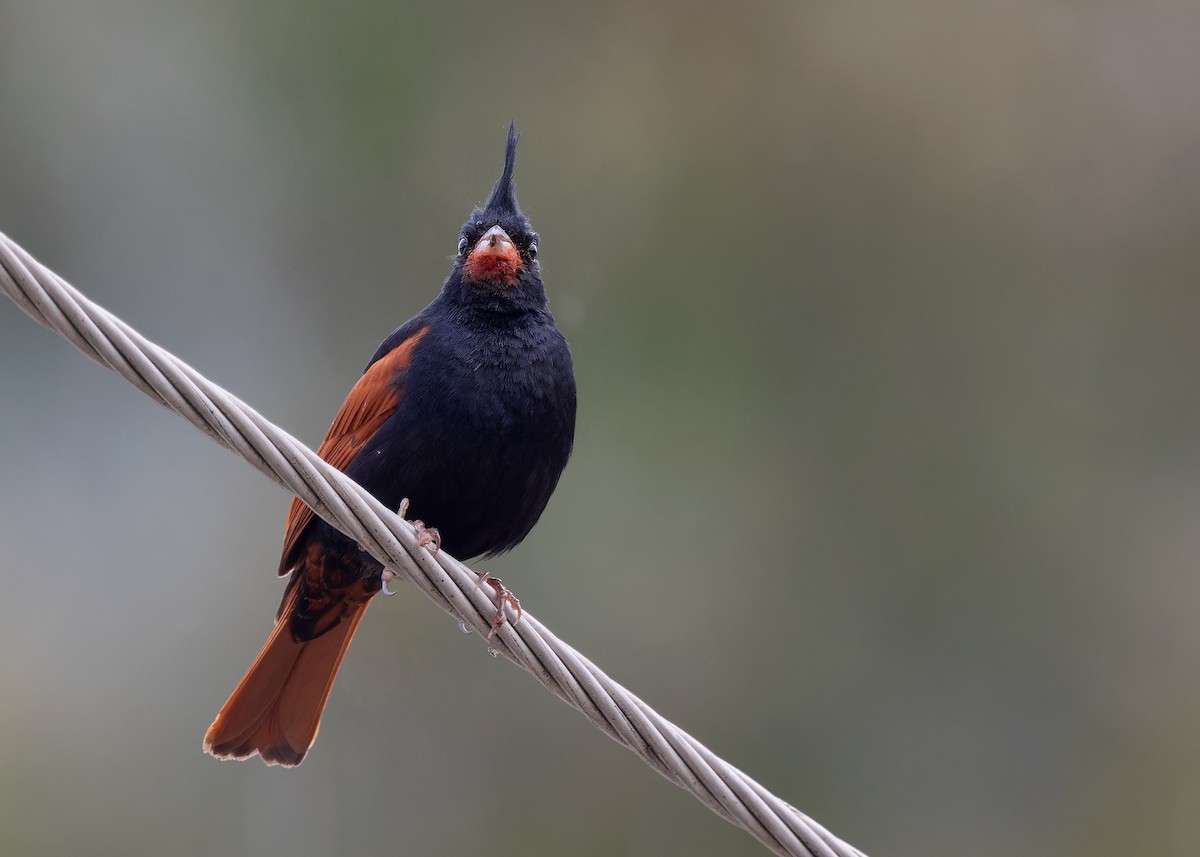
[277,326,429,575]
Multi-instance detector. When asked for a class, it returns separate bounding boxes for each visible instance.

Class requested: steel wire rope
[0,230,867,857]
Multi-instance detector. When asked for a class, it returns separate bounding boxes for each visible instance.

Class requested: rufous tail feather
[203,599,369,766]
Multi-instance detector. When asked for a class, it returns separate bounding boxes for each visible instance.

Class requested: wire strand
[0,229,867,857]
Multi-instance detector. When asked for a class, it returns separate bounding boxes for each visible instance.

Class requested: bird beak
[472,225,516,258]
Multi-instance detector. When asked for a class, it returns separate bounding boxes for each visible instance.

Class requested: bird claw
[380,568,399,596]
[476,573,522,639]
[397,498,441,553]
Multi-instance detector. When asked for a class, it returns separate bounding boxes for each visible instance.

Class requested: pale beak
[472,224,515,258]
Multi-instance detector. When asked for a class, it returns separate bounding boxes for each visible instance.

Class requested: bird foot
[397,498,441,553]
[414,521,441,552]
[476,573,522,639]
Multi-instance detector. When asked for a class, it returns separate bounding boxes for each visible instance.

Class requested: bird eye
[457,236,468,255]
[528,242,538,260]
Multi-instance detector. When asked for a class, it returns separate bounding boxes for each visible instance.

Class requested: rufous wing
[277,326,428,575]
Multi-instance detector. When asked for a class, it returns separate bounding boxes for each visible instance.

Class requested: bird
[203,123,577,767]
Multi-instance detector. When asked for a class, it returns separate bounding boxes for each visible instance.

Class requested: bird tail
[203,596,370,767]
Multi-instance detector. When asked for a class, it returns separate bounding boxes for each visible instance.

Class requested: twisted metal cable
[0,229,867,857]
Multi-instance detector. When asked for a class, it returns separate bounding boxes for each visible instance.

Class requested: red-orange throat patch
[465,245,523,286]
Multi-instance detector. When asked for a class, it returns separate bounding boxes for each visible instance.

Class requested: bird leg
[396,498,441,552]
[476,573,522,638]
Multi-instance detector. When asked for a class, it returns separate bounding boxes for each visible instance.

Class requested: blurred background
[1,2,1199,855]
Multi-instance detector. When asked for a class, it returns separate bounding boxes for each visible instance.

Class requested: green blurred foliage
[2,2,1199,855]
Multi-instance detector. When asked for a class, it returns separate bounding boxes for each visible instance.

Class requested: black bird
[204,124,577,766]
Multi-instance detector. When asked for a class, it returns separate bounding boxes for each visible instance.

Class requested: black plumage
[205,124,576,766]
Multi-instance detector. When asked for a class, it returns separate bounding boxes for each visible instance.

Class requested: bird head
[453,123,542,300]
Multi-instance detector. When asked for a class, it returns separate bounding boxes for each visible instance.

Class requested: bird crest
[482,121,521,217]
